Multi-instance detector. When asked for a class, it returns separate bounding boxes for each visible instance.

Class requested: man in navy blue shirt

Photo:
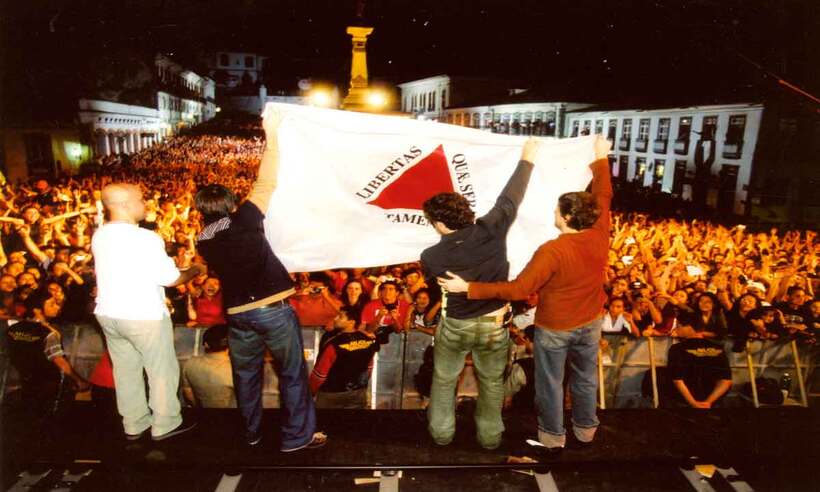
[195,109,325,451]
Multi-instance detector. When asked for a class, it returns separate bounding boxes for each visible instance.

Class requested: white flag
[263,103,597,276]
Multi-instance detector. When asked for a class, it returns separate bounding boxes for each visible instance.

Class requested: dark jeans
[228,303,316,451]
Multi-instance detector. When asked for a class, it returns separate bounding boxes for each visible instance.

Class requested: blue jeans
[533,317,602,448]
[227,303,316,451]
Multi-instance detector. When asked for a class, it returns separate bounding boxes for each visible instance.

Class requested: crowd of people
[2,126,817,427]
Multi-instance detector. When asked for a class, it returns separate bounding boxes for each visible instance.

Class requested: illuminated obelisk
[341,25,374,111]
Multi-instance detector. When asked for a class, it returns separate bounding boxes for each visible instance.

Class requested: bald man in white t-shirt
[93,183,206,441]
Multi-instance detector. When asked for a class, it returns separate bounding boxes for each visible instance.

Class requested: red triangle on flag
[368,144,454,210]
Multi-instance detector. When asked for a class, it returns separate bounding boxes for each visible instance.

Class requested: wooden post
[647,337,659,409]
[597,347,606,409]
[790,339,808,407]
[745,339,760,408]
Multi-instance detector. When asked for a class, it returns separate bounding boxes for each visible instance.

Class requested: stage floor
[2,401,818,491]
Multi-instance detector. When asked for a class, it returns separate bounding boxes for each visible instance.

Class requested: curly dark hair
[557,191,600,231]
[422,192,475,231]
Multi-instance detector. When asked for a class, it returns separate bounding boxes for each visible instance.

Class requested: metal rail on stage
[1,321,817,409]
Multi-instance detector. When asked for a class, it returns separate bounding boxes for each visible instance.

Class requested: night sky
[2,0,818,121]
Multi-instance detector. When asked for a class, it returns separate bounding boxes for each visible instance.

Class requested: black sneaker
[245,431,263,447]
[152,417,197,441]
[125,429,148,441]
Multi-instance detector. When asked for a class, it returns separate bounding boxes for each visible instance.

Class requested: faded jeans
[227,303,316,451]
[533,317,602,448]
[428,314,509,449]
[96,314,182,437]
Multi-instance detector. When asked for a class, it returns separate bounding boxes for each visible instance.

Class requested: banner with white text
[263,102,597,276]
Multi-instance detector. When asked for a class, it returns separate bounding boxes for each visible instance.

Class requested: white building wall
[565,104,763,214]
[398,75,451,120]
[78,99,163,157]
[211,52,266,89]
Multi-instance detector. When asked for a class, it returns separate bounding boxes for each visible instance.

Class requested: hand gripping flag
[263,102,598,276]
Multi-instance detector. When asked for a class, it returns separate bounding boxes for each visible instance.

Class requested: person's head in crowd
[351,268,367,280]
[607,297,628,319]
[34,179,50,194]
[610,277,629,298]
[697,292,720,316]
[785,286,807,309]
[5,262,25,278]
[16,272,38,291]
[735,293,760,314]
[194,184,237,224]
[333,306,358,332]
[554,191,601,233]
[342,280,364,306]
[379,280,400,306]
[202,324,229,353]
[46,282,65,303]
[0,292,15,317]
[809,299,820,322]
[390,265,405,280]
[693,280,708,294]
[295,272,311,290]
[634,296,653,315]
[22,206,40,225]
[423,192,475,234]
[413,288,432,312]
[671,288,689,307]
[39,296,64,322]
[307,272,331,292]
[202,277,221,299]
[101,183,146,223]
[403,268,421,288]
[759,307,781,331]
[0,275,17,294]
[8,251,27,266]
[26,267,41,281]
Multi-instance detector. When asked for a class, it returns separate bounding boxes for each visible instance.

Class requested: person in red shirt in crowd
[361,279,410,345]
[188,277,226,327]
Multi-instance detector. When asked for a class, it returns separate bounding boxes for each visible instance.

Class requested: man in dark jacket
[420,138,539,450]
[195,109,325,451]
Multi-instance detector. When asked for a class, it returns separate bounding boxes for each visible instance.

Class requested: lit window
[657,118,670,141]
[637,119,650,141]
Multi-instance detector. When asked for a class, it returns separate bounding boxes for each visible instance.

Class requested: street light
[309,89,333,107]
[367,90,387,109]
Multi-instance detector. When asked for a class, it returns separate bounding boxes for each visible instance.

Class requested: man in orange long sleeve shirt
[439,135,612,450]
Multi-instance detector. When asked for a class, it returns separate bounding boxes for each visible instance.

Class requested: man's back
[92,223,179,320]
[422,159,534,319]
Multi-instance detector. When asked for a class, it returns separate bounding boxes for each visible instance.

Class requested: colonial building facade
[565,104,763,215]
[398,75,764,215]
[79,54,216,159]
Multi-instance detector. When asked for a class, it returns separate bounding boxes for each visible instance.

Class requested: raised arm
[247,109,281,213]
[589,136,614,235]
[479,138,538,234]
